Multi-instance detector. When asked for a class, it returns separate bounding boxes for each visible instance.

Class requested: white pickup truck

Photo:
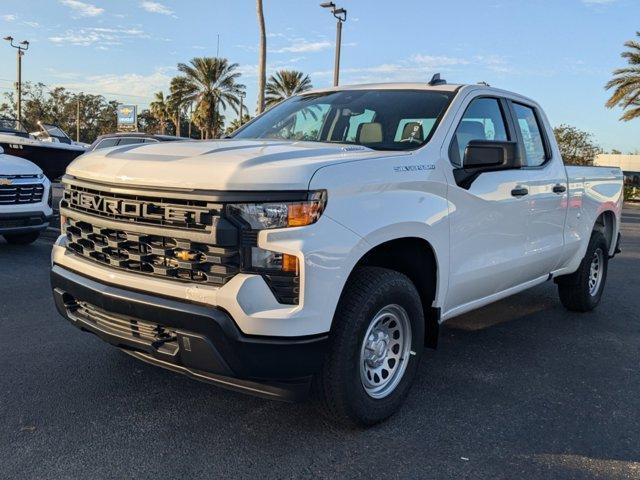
[1,146,53,244]
[50,80,623,426]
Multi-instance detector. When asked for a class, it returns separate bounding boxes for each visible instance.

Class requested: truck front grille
[61,183,219,232]
[0,183,45,204]
[65,218,240,285]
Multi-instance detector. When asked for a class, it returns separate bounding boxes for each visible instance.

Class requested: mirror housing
[0,146,3,154]
[463,140,521,170]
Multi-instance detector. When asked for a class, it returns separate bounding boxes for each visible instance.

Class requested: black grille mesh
[65,218,239,285]
[0,183,45,205]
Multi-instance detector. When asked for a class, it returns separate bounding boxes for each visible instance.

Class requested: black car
[88,133,190,152]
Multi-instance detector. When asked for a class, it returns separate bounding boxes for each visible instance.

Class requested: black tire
[316,266,425,427]
[2,231,40,245]
[557,231,608,312]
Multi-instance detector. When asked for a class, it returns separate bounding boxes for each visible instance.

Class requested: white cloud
[23,21,40,28]
[582,0,616,4]
[140,1,175,16]
[49,27,149,47]
[59,0,104,17]
[271,40,332,53]
[53,67,176,104]
[2,14,17,21]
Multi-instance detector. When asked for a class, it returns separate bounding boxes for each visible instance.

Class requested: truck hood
[1,153,43,176]
[67,139,400,190]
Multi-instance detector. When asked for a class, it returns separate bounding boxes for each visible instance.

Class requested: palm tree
[256,0,267,114]
[174,57,245,138]
[168,76,190,137]
[225,114,252,136]
[149,91,169,134]
[606,31,640,121]
[265,70,312,108]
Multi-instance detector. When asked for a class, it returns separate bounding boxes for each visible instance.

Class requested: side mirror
[463,140,521,170]
[0,146,4,154]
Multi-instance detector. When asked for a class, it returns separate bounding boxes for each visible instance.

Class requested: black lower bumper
[50,265,328,401]
[0,211,51,234]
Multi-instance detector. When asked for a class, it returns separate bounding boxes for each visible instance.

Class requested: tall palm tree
[606,31,640,121]
[265,70,312,108]
[149,91,169,134]
[256,0,267,114]
[168,76,190,137]
[174,57,245,138]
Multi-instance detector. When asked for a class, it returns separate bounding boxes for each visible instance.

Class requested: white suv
[0,147,53,244]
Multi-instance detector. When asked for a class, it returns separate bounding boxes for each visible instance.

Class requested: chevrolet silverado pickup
[1,146,53,244]
[50,80,623,426]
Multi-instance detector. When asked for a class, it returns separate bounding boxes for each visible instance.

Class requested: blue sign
[117,105,137,127]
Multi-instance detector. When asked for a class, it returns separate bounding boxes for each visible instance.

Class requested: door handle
[552,184,567,194]
[511,187,529,197]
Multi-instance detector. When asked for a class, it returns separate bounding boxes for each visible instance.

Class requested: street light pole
[3,36,29,123]
[320,2,347,87]
[238,91,246,125]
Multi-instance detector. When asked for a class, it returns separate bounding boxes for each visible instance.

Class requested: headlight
[227,190,327,230]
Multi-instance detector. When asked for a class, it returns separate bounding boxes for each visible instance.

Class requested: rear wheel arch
[336,237,440,348]
[594,210,616,254]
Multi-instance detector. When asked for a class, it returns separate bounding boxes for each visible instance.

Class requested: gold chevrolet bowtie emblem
[175,250,197,261]
[0,178,12,186]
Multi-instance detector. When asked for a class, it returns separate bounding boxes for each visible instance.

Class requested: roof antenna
[429,73,446,86]
[477,81,490,86]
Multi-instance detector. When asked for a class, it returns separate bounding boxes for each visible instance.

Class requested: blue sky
[1,0,639,151]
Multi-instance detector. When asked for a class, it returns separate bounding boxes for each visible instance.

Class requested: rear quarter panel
[557,166,623,274]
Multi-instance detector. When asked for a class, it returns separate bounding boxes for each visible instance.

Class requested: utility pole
[76,97,80,142]
[3,36,29,123]
[320,3,347,86]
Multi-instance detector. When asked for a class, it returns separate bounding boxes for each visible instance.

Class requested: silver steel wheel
[359,304,412,399]
[588,248,604,296]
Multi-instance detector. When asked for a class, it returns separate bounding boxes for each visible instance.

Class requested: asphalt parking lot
[1,205,638,480]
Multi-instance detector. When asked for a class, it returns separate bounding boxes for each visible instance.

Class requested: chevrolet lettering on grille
[66,190,210,225]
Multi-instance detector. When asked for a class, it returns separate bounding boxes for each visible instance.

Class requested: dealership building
[595,154,640,186]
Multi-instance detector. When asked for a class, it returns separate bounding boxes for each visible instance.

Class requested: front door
[444,96,533,313]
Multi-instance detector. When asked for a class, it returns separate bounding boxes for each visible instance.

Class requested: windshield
[233,89,454,151]
[0,118,28,133]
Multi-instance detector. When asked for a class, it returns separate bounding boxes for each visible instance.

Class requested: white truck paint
[50,82,623,425]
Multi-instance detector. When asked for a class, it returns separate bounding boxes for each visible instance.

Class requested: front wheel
[316,267,425,427]
[557,231,609,312]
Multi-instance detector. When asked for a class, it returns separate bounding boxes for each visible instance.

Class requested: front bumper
[50,265,328,401]
[0,211,52,234]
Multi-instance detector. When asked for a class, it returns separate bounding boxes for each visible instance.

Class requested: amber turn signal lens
[287,202,322,227]
[282,253,299,274]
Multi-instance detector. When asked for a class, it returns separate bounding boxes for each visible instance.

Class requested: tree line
[0,60,312,144]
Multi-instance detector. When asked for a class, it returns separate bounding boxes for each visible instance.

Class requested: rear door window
[94,138,119,150]
[512,103,547,167]
[116,138,146,146]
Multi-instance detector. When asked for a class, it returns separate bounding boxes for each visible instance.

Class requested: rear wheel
[557,231,608,312]
[317,267,425,427]
[2,231,40,245]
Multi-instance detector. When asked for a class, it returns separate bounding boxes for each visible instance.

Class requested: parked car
[0,146,53,244]
[50,79,623,426]
[0,118,87,181]
[87,133,189,151]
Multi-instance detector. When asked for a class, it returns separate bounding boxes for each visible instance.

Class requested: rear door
[444,96,533,312]
[509,101,567,276]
